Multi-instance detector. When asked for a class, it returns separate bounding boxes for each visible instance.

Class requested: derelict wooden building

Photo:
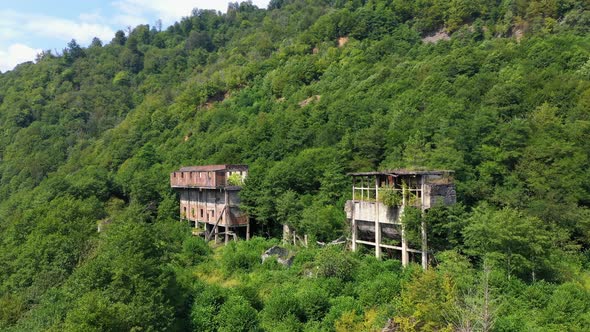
[170,164,249,242]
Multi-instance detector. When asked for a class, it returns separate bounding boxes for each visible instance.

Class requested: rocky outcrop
[261,246,294,267]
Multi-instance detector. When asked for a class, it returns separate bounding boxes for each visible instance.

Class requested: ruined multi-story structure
[345,170,456,269]
[170,164,249,243]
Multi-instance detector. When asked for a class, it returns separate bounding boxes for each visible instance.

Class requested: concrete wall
[423,184,456,209]
[345,200,401,224]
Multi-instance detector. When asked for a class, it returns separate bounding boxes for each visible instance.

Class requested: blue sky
[0,0,270,72]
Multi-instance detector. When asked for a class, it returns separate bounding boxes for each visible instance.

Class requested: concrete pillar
[351,204,357,252]
[421,220,427,269]
[401,184,409,267]
[351,177,357,252]
[375,176,381,258]
[421,176,428,270]
[375,222,381,258]
[246,219,250,240]
[283,224,291,244]
[401,229,409,266]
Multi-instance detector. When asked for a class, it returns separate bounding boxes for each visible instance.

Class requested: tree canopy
[1,0,590,330]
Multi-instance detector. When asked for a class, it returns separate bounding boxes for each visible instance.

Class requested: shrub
[227,173,244,186]
[315,246,358,282]
[220,237,276,275]
[216,295,260,332]
[323,296,363,331]
[379,187,402,207]
[261,284,305,329]
[191,285,227,331]
[180,236,211,265]
[296,281,330,322]
[356,273,401,307]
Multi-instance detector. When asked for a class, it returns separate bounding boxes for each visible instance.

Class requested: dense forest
[1,0,590,330]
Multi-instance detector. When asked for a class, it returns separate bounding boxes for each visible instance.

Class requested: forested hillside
[1,0,590,330]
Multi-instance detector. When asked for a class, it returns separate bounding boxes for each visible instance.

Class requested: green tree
[463,204,553,280]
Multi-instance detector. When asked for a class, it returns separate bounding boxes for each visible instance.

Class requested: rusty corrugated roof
[177,164,248,172]
[348,169,453,176]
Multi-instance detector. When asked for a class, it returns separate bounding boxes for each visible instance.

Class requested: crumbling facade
[345,170,456,268]
[170,164,249,243]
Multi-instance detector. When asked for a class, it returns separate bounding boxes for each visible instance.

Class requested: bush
[227,173,244,186]
[216,295,260,332]
[180,236,211,265]
[191,285,227,331]
[296,281,330,322]
[356,273,401,307]
[355,255,402,282]
[400,206,422,247]
[261,284,305,329]
[379,188,402,207]
[322,296,363,330]
[315,246,358,282]
[220,237,276,275]
[234,285,263,310]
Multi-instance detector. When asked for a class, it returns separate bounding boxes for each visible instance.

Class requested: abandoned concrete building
[345,170,456,269]
[170,164,249,243]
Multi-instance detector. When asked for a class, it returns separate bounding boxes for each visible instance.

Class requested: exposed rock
[513,28,524,42]
[381,318,397,332]
[338,36,349,47]
[261,245,294,267]
[422,29,450,43]
[298,95,321,107]
[97,218,112,233]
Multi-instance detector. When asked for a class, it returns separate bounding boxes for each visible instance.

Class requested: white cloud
[111,0,270,26]
[112,0,214,26]
[25,17,115,45]
[0,10,115,71]
[0,10,24,41]
[0,10,115,46]
[112,13,151,28]
[251,0,271,9]
[79,11,104,23]
[0,43,42,72]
